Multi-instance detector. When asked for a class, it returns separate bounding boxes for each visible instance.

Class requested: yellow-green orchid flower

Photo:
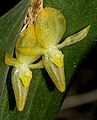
[5,24,43,111]
[18,7,90,92]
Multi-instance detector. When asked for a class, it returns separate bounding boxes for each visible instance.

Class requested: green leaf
[0,0,97,120]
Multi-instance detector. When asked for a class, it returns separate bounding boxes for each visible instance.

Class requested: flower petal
[48,48,64,68]
[16,24,40,64]
[18,65,32,87]
[57,25,91,49]
[35,7,66,48]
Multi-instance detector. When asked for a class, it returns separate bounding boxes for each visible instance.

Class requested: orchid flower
[18,7,90,92]
[5,24,43,111]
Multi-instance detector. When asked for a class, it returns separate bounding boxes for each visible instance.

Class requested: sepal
[11,67,29,111]
[57,25,91,49]
[43,53,65,92]
[35,7,66,48]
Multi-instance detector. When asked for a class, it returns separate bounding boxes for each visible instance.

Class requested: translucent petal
[35,7,66,48]
[43,53,65,92]
[4,52,21,67]
[48,48,64,68]
[57,25,91,49]
[11,67,29,111]
[18,65,32,87]
[16,24,40,64]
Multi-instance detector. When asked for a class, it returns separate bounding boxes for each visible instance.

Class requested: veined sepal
[42,53,65,92]
[35,7,66,48]
[57,25,91,49]
[11,67,29,111]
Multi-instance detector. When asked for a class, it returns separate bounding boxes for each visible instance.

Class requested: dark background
[0,0,21,17]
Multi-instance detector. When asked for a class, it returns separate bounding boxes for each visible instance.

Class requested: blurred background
[56,44,97,120]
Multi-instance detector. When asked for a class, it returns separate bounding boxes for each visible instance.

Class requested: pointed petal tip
[55,79,66,92]
[58,85,66,92]
[86,25,91,31]
[88,25,91,28]
[17,105,24,112]
[82,25,91,37]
